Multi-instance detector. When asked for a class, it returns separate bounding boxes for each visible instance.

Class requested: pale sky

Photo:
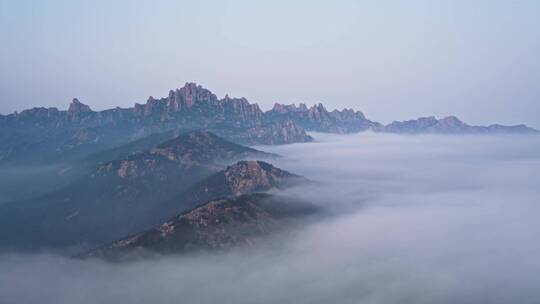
[1,0,539,128]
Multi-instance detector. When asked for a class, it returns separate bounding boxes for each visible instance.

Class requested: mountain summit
[68,98,92,113]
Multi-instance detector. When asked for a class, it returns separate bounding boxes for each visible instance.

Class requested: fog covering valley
[2,132,539,304]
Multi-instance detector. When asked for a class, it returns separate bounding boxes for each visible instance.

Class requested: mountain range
[0,132,293,250]
[1,82,536,166]
[0,82,537,258]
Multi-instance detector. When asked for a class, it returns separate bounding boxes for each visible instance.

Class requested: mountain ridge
[1,82,536,166]
[0,132,281,250]
[84,193,318,259]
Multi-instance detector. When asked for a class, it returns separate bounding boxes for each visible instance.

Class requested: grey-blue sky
[1,0,539,128]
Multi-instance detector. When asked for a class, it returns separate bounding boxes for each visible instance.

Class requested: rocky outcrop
[218,160,302,196]
[267,102,381,133]
[218,119,314,145]
[173,160,307,212]
[133,83,220,118]
[68,98,92,114]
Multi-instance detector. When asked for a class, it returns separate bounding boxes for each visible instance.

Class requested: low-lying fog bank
[2,133,540,304]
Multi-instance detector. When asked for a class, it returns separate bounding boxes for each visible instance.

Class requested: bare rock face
[68,98,92,114]
[187,160,305,205]
[67,98,93,122]
[267,102,381,133]
[271,103,308,114]
[174,82,218,109]
[222,95,263,123]
[224,119,314,145]
[134,83,220,117]
[222,160,295,196]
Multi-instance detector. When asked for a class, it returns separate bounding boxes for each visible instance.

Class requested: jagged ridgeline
[0,83,313,166]
[1,82,537,165]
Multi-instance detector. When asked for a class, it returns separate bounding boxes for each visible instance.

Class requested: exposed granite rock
[171,160,307,213]
[217,119,314,145]
[213,160,303,196]
[267,102,381,133]
[68,98,92,114]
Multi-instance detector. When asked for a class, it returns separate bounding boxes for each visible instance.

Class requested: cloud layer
[2,133,540,304]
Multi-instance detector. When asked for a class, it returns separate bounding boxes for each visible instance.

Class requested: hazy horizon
[1,0,539,128]
[2,3,539,302]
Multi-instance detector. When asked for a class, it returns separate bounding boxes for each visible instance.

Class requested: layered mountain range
[0,83,312,165]
[0,82,537,258]
[0,132,294,250]
[1,82,536,166]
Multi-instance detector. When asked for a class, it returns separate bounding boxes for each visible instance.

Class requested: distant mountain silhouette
[381,116,538,134]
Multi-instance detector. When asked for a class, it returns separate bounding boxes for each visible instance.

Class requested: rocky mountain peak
[68,98,92,114]
[307,103,330,120]
[271,103,308,114]
[144,83,219,113]
[223,161,298,196]
[221,96,263,121]
[175,82,217,108]
[298,103,308,111]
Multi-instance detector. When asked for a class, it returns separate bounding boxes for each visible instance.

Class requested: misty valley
[1,131,539,304]
[3,1,540,302]
[0,84,539,303]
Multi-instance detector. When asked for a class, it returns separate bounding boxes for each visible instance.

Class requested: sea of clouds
[2,132,540,304]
